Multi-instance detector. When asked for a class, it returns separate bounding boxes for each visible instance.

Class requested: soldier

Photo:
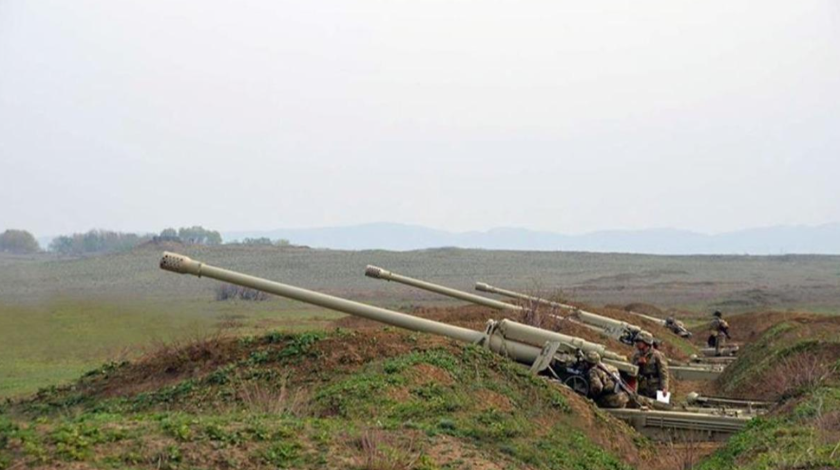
[631,331,669,399]
[708,310,731,356]
[583,351,629,409]
[665,316,691,338]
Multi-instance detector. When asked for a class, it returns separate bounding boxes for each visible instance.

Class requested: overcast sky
[1,0,838,237]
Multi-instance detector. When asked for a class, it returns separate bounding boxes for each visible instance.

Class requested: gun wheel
[563,375,589,396]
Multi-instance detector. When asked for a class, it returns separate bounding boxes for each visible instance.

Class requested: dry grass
[235,373,309,416]
[650,435,721,470]
[355,430,420,470]
[771,350,839,399]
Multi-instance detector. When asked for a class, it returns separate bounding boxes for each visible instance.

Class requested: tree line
[0,227,292,255]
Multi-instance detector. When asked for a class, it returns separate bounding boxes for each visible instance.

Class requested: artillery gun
[623,310,692,338]
[159,252,751,441]
[161,252,635,384]
[685,392,772,412]
[475,282,647,343]
[475,282,691,338]
[368,268,725,381]
[365,267,644,345]
[700,345,739,357]
[364,266,607,336]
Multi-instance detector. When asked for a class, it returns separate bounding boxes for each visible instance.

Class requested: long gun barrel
[160,252,637,376]
[476,282,570,310]
[366,266,524,312]
[622,310,692,338]
[366,266,612,337]
[476,282,645,344]
[364,266,632,368]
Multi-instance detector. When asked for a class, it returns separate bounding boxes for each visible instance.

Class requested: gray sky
[1,0,839,237]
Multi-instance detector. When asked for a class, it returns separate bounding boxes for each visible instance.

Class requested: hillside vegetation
[0,329,643,470]
[698,312,840,469]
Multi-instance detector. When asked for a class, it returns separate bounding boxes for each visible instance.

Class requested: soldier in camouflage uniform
[665,316,691,338]
[631,331,669,399]
[584,351,629,409]
[708,310,731,356]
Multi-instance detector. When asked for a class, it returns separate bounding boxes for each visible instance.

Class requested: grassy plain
[1,244,838,398]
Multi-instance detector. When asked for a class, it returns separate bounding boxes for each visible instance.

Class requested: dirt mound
[8,328,644,470]
[717,313,840,401]
[719,310,830,343]
[34,329,452,405]
[698,312,840,469]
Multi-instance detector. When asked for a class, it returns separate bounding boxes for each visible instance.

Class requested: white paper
[656,390,671,404]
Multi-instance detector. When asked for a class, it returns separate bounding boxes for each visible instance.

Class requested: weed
[356,429,420,470]
[159,415,195,442]
[260,441,301,468]
[277,332,323,360]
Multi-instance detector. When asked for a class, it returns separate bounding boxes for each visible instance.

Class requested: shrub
[177,226,222,245]
[49,230,151,255]
[215,283,269,301]
[0,229,40,253]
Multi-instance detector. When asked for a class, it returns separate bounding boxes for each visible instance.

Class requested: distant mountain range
[223,222,840,255]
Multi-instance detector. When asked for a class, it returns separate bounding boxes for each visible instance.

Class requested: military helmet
[584,351,601,364]
[713,310,723,318]
[634,331,654,345]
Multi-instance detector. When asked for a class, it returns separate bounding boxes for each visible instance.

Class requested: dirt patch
[473,389,513,412]
[644,441,724,470]
[424,435,509,470]
[299,331,457,380]
[387,386,411,402]
[96,333,243,398]
[407,363,453,386]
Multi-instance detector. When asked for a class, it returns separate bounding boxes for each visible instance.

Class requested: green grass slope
[697,312,840,470]
[0,329,643,470]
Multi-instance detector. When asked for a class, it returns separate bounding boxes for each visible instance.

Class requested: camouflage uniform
[708,317,730,355]
[631,348,670,399]
[587,363,629,409]
[665,317,687,336]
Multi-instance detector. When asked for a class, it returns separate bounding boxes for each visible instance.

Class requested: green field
[2,244,839,398]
